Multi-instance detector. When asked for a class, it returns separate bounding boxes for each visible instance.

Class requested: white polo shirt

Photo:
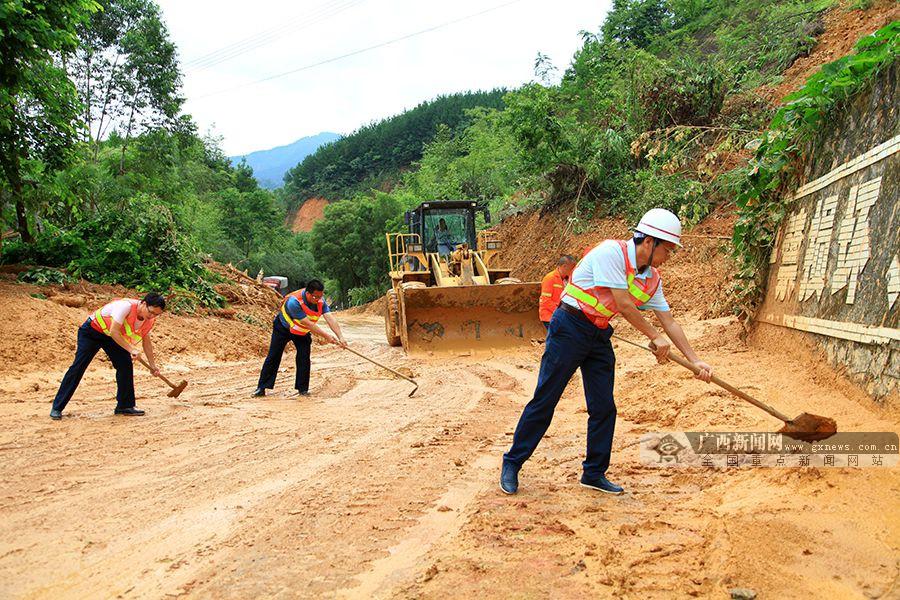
[561,239,669,312]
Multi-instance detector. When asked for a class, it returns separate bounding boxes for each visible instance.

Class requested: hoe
[138,356,188,398]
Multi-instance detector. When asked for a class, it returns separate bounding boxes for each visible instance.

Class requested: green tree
[601,0,672,49]
[310,193,401,300]
[69,0,183,164]
[234,159,258,193]
[218,188,280,259]
[0,0,99,241]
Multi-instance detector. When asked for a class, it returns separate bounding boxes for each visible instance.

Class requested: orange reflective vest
[280,289,324,336]
[562,240,661,329]
[539,268,567,322]
[90,299,155,344]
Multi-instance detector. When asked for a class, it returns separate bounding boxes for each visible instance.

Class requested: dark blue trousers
[257,316,312,392]
[504,308,617,478]
[52,320,136,412]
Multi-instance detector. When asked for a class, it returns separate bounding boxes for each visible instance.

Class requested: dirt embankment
[493,203,737,319]
[0,261,283,380]
[287,197,329,233]
[759,0,900,104]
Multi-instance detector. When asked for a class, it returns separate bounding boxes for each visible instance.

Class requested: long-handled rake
[341,346,419,397]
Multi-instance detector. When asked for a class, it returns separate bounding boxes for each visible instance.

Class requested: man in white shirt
[50,294,166,419]
[501,209,713,495]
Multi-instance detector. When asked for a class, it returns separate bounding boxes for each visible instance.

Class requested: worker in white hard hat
[501,208,713,496]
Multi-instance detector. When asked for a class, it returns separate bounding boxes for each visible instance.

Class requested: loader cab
[405,201,489,256]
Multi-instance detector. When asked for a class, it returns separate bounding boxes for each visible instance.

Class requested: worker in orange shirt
[539,255,576,328]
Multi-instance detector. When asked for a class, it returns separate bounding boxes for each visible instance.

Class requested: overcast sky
[155,0,611,156]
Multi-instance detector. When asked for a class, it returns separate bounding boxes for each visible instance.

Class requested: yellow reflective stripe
[563,284,614,317]
[122,320,142,344]
[552,284,563,288]
[563,283,596,306]
[94,309,141,342]
[540,292,552,297]
[281,302,305,330]
[627,273,651,302]
[94,309,110,334]
[281,302,321,332]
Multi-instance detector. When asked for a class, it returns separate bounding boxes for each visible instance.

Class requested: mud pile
[0,260,282,376]
[493,204,736,318]
[759,1,900,105]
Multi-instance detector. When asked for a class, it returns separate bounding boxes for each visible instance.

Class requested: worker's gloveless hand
[130,348,141,361]
[693,361,713,382]
[649,336,671,363]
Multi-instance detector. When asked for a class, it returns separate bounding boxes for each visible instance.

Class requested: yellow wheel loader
[384,200,543,352]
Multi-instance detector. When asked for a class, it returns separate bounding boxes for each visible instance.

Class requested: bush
[1,226,86,266]
[2,194,224,308]
[611,168,708,225]
[348,285,383,307]
[640,57,731,129]
[17,267,73,285]
[245,248,317,294]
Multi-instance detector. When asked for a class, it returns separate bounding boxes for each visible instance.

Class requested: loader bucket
[399,282,544,353]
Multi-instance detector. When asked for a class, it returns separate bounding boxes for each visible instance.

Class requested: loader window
[424,210,474,257]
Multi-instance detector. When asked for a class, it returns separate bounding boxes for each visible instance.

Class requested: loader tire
[385,290,402,347]
[495,277,522,285]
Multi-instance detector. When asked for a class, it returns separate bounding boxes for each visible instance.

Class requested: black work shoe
[500,462,519,495]
[251,388,266,397]
[298,391,310,396]
[580,474,624,495]
[114,407,145,416]
[50,409,62,420]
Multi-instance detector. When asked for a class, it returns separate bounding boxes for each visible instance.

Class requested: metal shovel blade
[778,413,838,442]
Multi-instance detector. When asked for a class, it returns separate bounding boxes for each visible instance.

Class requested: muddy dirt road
[1,313,898,599]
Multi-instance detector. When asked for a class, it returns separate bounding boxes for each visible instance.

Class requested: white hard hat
[635,208,682,246]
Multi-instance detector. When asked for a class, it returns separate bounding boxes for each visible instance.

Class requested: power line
[184,0,359,67]
[194,0,525,100]
[185,0,367,71]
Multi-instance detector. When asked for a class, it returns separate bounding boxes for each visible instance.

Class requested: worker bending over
[539,255,576,328]
[501,209,713,495]
[252,279,346,397]
[51,294,166,419]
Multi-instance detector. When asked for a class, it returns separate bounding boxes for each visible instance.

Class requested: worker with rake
[50,293,166,420]
[501,209,713,495]
[252,279,347,398]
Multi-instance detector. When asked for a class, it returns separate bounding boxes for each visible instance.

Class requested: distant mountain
[230,132,341,189]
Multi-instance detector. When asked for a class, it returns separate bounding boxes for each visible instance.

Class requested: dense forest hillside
[281,89,507,211]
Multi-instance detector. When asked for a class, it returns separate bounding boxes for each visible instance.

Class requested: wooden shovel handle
[136,355,177,390]
[612,334,792,423]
